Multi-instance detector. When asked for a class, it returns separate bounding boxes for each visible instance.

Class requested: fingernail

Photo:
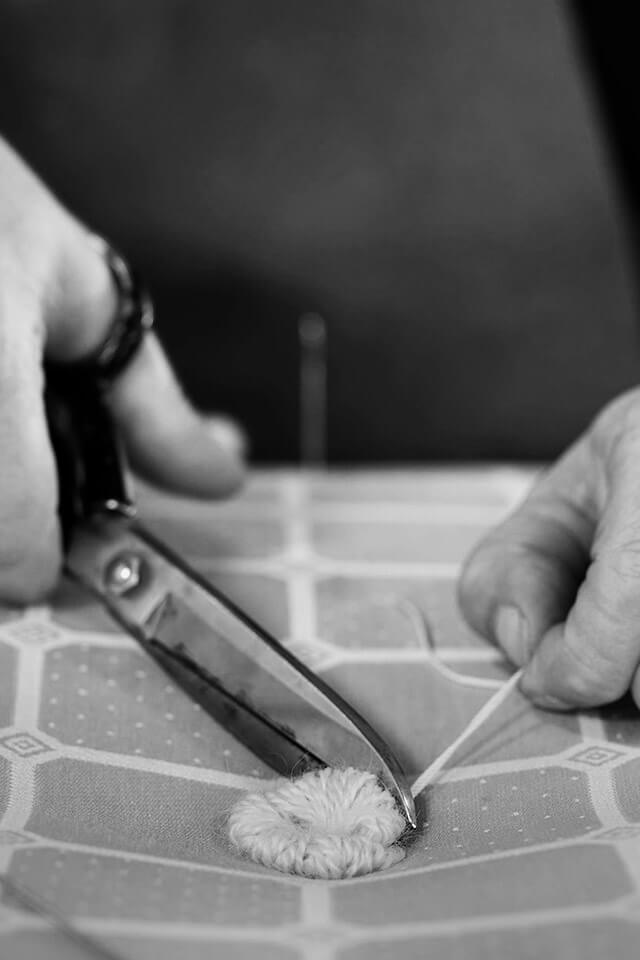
[493,605,527,665]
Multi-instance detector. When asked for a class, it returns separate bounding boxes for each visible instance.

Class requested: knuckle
[564,655,612,702]
[559,620,633,706]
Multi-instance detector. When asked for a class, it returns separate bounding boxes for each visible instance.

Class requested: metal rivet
[104,552,143,595]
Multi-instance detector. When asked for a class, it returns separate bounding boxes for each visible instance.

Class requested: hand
[0,138,245,602]
[459,387,640,710]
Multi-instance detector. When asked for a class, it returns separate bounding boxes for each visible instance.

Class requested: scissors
[44,369,417,829]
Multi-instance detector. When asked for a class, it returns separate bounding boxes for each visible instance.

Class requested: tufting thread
[228,602,524,880]
[410,668,523,797]
[228,766,407,879]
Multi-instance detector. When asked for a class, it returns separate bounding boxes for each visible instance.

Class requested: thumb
[458,437,595,670]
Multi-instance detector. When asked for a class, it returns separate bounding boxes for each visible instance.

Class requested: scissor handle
[44,367,136,545]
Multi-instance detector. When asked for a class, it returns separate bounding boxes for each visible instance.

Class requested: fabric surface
[1,469,640,958]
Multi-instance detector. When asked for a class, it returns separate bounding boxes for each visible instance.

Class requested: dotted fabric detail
[228,767,406,879]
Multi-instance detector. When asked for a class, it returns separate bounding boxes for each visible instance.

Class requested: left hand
[458,388,640,710]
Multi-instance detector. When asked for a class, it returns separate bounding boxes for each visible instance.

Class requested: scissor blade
[65,518,416,827]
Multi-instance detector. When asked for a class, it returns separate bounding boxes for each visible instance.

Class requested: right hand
[0,137,246,602]
[458,388,640,712]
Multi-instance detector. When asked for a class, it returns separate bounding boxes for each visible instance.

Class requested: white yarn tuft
[228,767,407,879]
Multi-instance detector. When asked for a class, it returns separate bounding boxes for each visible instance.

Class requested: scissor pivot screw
[104,552,143,595]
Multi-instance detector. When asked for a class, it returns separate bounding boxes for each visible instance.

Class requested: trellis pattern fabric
[1,469,640,959]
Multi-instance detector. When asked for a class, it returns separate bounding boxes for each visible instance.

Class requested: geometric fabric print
[0,642,16,725]
[109,942,299,960]
[0,757,11,817]
[0,932,95,960]
[309,470,516,506]
[454,692,582,766]
[9,849,301,926]
[0,733,52,760]
[7,465,640,955]
[316,581,435,650]
[39,645,274,776]
[334,846,631,926]
[448,659,512,682]
[47,578,124,634]
[27,760,259,870]
[0,933,298,960]
[320,660,579,778]
[2,618,62,647]
[0,830,35,846]
[316,576,486,649]
[144,514,285,560]
[596,825,640,842]
[143,472,283,509]
[342,919,640,960]
[311,520,489,564]
[613,759,640,823]
[0,605,22,626]
[570,746,625,767]
[320,661,492,777]
[415,767,600,866]
[601,695,640,747]
[234,473,289,504]
[198,572,289,639]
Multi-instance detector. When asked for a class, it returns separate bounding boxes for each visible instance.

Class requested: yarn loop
[228,767,407,879]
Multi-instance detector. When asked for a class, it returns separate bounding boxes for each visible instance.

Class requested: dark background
[0,0,638,463]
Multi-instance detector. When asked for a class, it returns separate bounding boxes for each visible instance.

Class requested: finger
[205,415,249,461]
[107,332,246,498]
[458,439,595,667]
[0,284,60,601]
[520,436,640,708]
[45,233,246,499]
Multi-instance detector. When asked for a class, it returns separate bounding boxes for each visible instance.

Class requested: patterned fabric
[1,469,640,959]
